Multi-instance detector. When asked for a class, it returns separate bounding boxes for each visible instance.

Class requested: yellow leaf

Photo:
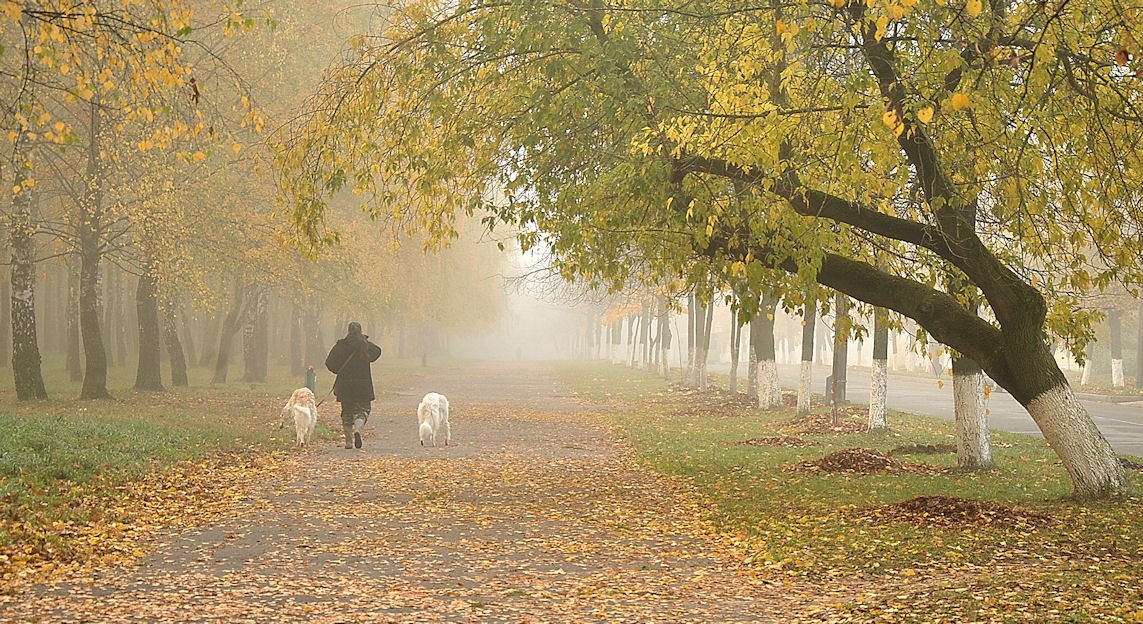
[917,106,934,124]
[232,143,242,155]
[950,93,971,111]
[965,0,982,16]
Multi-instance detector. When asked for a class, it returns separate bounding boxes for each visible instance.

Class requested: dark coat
[324,337,382,403]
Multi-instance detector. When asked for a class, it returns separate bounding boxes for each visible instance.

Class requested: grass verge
[0,358,426,590]
[552,360,1143,623]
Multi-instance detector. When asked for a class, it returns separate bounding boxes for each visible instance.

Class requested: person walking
[325,321,383,449]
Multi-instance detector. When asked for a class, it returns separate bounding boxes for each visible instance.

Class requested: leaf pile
[736,435,818,448]
[790,448,941,475]
[781,411,867,435]
[859,495,1050,528]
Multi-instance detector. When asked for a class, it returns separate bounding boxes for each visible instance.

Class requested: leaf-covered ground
[0,363,810,622]
[2,361,1140,623]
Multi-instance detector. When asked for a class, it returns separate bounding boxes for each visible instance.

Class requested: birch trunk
[8,136,47,399]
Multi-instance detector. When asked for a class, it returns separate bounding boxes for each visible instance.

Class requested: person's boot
[353,417,365,449]
[343,424,354,449]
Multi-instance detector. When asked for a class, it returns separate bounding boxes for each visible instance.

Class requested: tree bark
[952,355,993,469]
[8,140,48,400]
[1109,309,1124,388]
[302,298,324,371]
[164,301,189,387]
[242,284,269,383]
[751,292,781,408]
[830,292,849,413]
[729,300,742,395]
[78,99,110,400]
[134,270,164,391]
[657,296,672,379]
[0,268,9,369]
[1136,297,1143,389]
[66,259,82,381]
[798,297,816,416]
[686,294,697,385]
[212,277,248,384]
[869,306,889,432]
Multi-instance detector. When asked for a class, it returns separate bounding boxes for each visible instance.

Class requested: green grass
[550,360,1143,621]
[0,357,428,542]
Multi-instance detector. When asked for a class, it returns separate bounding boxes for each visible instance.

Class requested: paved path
[2,362,804,623]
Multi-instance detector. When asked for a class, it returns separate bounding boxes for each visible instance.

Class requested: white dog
[417,392,451,447]
[280,387,318,448]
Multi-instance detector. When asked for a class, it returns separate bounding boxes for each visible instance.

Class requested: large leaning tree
[280,1,1142,498]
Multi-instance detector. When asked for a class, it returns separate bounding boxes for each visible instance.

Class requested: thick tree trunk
[798,297,816,416]
[1109,309,1124,388]
[751,293,781,408]
[134,271,164,391]
[8,158,47,400]
[869,306,889,432]
[952,356,992,469]
[164,301,188,387]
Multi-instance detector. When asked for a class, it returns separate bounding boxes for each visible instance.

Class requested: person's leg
[352,403,371,449]
[340,405,355,449]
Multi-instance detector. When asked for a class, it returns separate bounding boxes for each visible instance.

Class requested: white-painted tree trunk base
[953,372,992,469]
[1081,362,1092,386]
[758,359,781,409]
[797,360,812,415]
[1112,359,1124,387]
[869,359,888,431]
[1026,384,1128,498]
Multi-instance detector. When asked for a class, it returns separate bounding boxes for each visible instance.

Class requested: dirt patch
[861,495,1050,528]
[790,448,941,475]
[781,410,867,435]
[891,443,957,456]
[736,435,819,448]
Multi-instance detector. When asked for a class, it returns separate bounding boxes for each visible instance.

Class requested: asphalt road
[742,363,1143,458]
